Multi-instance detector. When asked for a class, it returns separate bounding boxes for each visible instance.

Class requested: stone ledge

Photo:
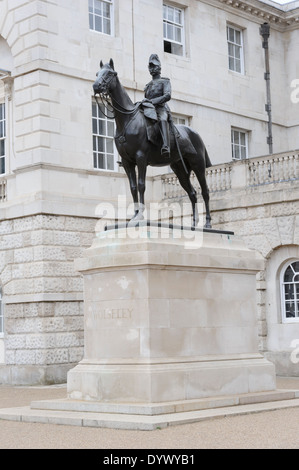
[30,389,299,416]
[1,395,299,430]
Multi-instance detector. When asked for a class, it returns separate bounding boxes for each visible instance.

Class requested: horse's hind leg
[170,160,199,226]
[192,163,211,229]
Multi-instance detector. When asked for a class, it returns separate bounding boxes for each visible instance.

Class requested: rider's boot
[159,121,170,158]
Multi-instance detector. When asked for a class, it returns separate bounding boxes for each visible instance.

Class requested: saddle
[139,102,197,157]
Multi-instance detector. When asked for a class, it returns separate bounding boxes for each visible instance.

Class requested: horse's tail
[205,147,212,168]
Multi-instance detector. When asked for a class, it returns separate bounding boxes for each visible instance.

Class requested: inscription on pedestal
[86,306,133,328]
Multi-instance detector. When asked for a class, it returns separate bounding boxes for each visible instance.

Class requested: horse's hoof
[129,213,144,224]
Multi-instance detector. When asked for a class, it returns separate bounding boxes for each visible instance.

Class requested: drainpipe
[260,23,273,155]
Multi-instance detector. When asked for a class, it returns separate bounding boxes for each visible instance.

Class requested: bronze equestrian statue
[93,56,212,228]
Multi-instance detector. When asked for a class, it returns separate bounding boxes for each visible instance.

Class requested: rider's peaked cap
[148,54,161,66]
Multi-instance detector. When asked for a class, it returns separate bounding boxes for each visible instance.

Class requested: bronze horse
[93,59,212,228]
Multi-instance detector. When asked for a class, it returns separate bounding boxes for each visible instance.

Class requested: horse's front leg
[133,152,147,221]
[122,160,139,219]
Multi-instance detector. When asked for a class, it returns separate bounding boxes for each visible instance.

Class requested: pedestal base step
[0,389,298,431]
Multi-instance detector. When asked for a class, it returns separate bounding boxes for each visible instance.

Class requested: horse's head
[93,58,118,96]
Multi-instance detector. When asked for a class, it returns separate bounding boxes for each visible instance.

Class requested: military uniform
[144,54,171,157]
[144,77,171,121]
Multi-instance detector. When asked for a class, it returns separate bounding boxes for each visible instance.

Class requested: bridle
[94,69,139,119]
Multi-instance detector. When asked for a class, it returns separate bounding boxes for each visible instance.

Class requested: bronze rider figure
[143,54,171,158]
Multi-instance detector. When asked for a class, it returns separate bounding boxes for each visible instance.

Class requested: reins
[94,71,139,119]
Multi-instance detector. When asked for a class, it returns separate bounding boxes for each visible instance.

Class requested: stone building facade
[0,0,298,383]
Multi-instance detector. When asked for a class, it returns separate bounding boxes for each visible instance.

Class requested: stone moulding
[202,0,299,30]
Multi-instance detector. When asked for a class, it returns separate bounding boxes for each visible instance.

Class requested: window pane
[292,261,299,273]
[92,118,98,135]
[228,27,234,42]
[93,135,98,151]
[167,23,174,40]
[103,18,111,34]
[94,0,103,16]
[171,43,183,56]
[107,154,114,170]
[240,145,246,159]
[103,2,111,18]
[168,6,174,22]
[0,156,5,174]
[174,26,181,43]
[0,140,5,157]
[95,15,102,32]
[286,301,295,318]
[234,145,240,160]
[234,46,241,60]
[284,265,294,283]
[97,136,104,152]
[163,5,167,20]
[107,121,114,137]
[98,153,105,169]
[235,30,241,45]
[284,283,294,300]
[98,119,105,135]
[106,138,114,154]
[175,9,181,25]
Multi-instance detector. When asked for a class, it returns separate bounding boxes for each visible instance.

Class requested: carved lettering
[86,306,133,327]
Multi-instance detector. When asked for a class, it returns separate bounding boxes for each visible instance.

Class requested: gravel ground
[0,377,298,449]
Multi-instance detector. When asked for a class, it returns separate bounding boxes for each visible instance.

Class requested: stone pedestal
[67,223,275,404]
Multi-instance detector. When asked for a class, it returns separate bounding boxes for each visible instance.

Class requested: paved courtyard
[0,377,298,449]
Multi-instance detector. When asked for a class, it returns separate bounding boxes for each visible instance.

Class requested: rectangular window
[0,103,5,175]
[227,25,244,74]
[92,99,116,171]
[231,128,248,160]
[172,114,189,126]
[163,4,184,56]
[89,0,113,35]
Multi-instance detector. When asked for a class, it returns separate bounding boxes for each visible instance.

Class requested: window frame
[92,98,117,172]
[280,260,299,323]
[89,0,114,36]
[0,103,6,175]
[227,24,245,75]
[231,127,248,161]
[163,3,185,57]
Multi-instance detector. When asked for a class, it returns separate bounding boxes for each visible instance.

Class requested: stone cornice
[200,0,299,30]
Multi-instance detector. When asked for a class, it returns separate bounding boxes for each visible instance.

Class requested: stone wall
[0,214,96,384]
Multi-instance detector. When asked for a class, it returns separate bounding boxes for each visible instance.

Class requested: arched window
[0,287,3,333]
[281,261,299,323]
